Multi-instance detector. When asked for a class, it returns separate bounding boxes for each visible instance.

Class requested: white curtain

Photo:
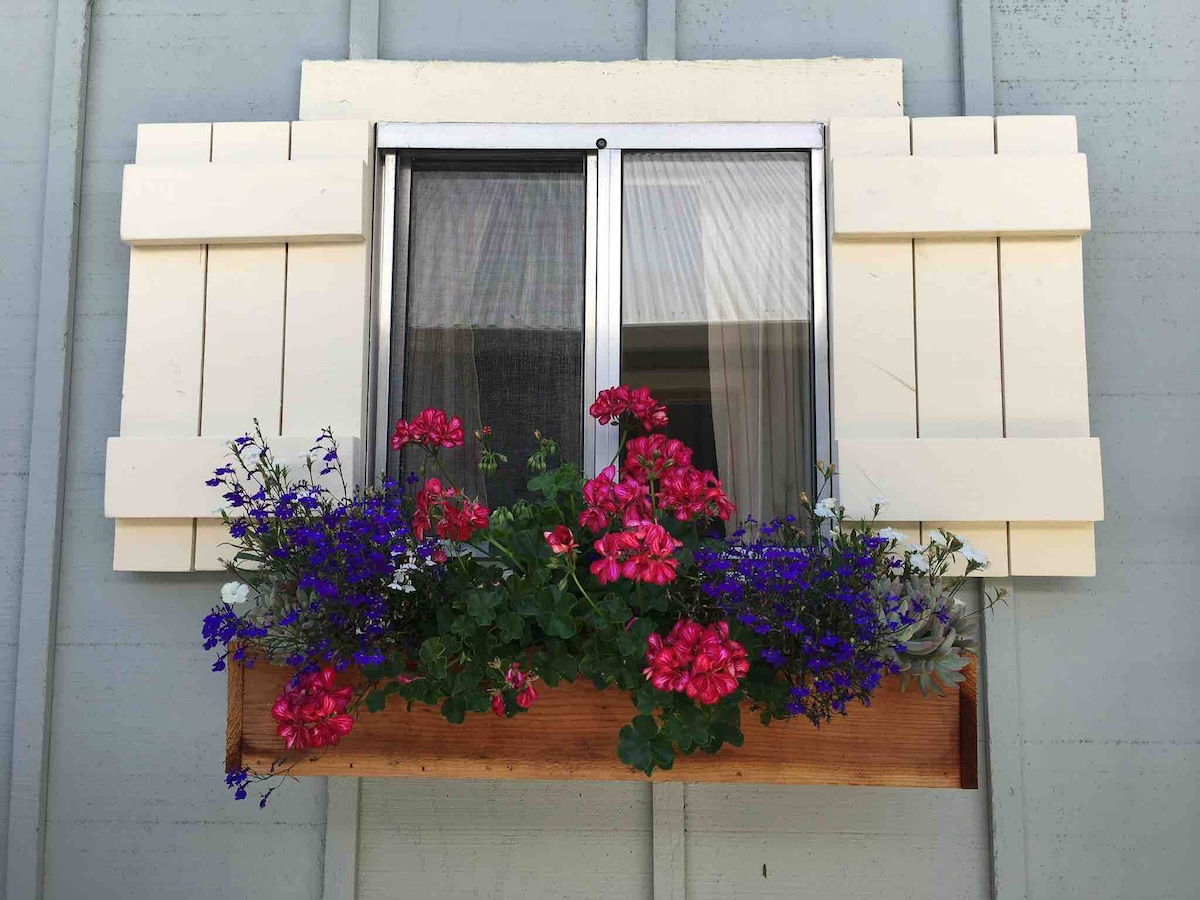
[623,151,813,524]
[390,165,585,503]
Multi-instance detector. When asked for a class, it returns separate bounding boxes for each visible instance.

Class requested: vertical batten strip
[323,778,361,900]
[910,117,1009,576]
[112,123,213,571]
[645,0,677,61]
[651,783,686,900]
[194,122,291,570]
[828,117,918,540]
[997,116,1096,576]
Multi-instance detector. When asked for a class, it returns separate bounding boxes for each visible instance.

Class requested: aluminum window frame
[370,122,829,497]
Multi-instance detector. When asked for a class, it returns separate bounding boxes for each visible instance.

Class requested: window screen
[621,151,814,523]
[389,158,586,506]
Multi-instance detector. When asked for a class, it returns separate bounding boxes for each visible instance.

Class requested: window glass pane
[621,151,813,525]
[391,160,585,505]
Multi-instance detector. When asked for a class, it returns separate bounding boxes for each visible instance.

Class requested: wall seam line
[6,1,94,897]
[348,0,382,61]
[645,0,677,60]
[959,2,1027,898]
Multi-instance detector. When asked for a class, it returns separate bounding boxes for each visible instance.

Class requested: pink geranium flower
[643,619,748,705]
[392,408,465,450]
[588,385,668,432]
[271,667,355,751]
[544,525,578,555]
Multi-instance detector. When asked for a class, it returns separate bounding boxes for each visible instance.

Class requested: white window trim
[370,122,829,491]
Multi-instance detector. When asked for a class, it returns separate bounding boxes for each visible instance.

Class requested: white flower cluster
[885,526,989,573]
[221,581,251,605]
[388,544,441,593]
[813,497,839,519]
[811,494,990,572]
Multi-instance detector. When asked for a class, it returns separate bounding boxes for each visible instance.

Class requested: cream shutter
[829,115,1102,577]
[105,120,374,571]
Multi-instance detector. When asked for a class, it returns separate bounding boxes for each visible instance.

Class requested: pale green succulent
[873,575,978,697]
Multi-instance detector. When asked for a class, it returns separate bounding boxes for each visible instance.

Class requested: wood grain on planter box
[228,656,977,788]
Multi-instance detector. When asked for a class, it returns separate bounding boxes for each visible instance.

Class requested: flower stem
[570,567,602,616]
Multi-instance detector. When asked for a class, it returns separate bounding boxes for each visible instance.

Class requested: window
[373,125,827,522]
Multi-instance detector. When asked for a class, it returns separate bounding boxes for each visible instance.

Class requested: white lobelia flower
[813,497,839,519]
[908,553,931,573]
[296,449,318,467]
[926,529,948,547]
[221,581,251,605]
[388,570,417,593]
[241,446,263,466]
[960,542,990,567]
[868,496,889,511]
[877,527,908,543]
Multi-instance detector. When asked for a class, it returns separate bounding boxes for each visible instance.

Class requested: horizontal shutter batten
[836,437,1103,522]
[833,154,1091,238]
[120,159,370,245]
[105,436,362,520]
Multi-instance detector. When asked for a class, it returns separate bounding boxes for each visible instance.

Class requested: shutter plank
[283,122,374,440]
[911,117,1008,576]
[195,123,290,570]
[112,123,212,571]
[828,118,915,539]
[997,116,1096,575]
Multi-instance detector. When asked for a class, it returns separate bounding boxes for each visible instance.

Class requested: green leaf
[364,686,398,715]
[442,695,467,724]
[466,589,502,625]
[601,594,632,624]
[708,721,745,749]
[495,610,524,641]
[526,471,557,498]
[539,591,578,639]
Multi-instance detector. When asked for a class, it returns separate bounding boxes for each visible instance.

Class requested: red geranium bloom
[614,476,653,527]
[580,465,620,532]
[493,663,539,714]
[437,498,490,542]
[544,525,578,555]
[658,465,734,522]
[413,477,489,542]
[412,477,447,539]
[392,408,465,450]
[590,530,639,585]
[626,386,669,432]
[624,434,692,482]
[588,524,682,586]
[588,385,668,432]
[271,667,355,751]
[643,619,748,705]
[621,523,683,585]
[505,663,527,689]
[588,386,631,425]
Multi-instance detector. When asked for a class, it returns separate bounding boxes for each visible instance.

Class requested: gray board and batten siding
[2,1,1197,899]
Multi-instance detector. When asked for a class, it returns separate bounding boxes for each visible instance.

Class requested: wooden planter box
[227,657,977,788]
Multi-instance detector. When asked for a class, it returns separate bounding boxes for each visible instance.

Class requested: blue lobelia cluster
[695,521,907,725]
[201,425,442,675]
